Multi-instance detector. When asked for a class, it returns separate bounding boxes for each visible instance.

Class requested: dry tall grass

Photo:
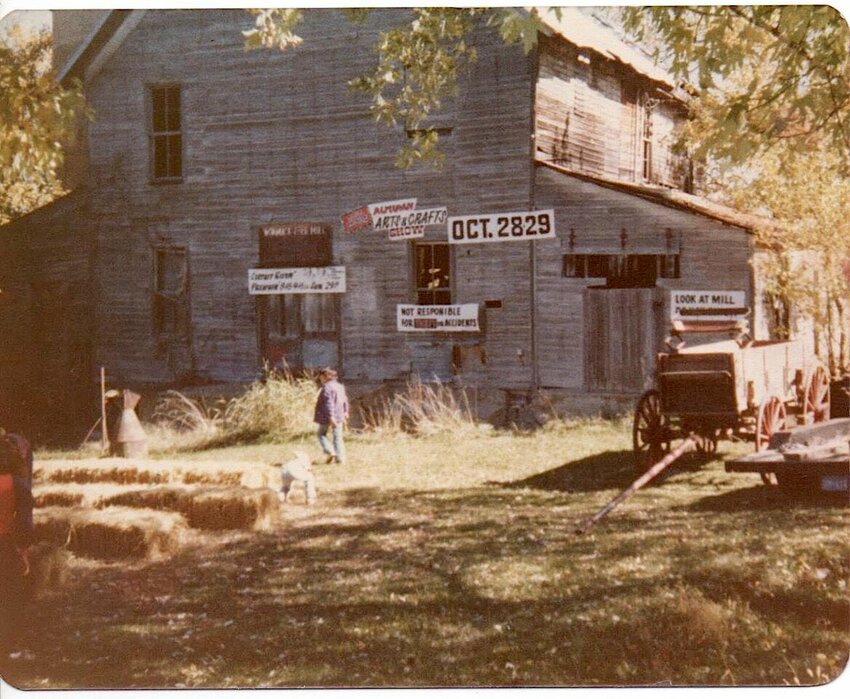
[359,379,477,436]
[149,372,318,450]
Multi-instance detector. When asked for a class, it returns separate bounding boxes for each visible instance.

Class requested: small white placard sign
[670,290,747,321]
[448,209,556,244]
[397,304,480,332]
[248,266,346,295]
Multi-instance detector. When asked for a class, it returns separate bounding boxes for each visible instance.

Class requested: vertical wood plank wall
[534,34,687,189]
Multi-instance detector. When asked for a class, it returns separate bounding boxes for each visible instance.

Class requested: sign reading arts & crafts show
[341,198,448,241]
[670,290,747,321]
[397,304,480,332]
[248,266,346,294]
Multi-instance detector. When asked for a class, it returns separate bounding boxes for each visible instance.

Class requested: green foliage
[244,8,551,168]
[716,144,850,373]
[622,6,850,170]
[0,27,85,224]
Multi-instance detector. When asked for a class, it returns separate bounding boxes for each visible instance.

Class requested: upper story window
[414,241,451,304]
[149,85,182,182]
[638,90,654,182]
[563,253,680,288]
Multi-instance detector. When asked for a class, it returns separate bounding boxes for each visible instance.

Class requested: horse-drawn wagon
[632,326,830,473]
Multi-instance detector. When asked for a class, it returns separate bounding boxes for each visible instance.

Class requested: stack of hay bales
[32,458,283,563]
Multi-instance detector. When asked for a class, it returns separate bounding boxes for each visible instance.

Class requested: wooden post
[575,435,697,535]
[100,367,109,456]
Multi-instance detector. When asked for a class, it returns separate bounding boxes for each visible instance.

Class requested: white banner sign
[670,290,747,321]
[397,304,480,332]
[448,209,556,244]
[381,207,449,240]
[249,266,346,295]
[368,198,417,222]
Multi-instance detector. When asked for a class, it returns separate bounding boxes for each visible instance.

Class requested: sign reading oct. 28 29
[447,209,555,244]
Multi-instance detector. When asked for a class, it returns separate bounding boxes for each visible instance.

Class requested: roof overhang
[537,160,781,234]
[534,6,683,96]
[57,9,147,87]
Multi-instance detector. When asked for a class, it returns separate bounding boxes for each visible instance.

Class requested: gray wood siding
[83,9,535,387]
[533,167,754,390]
[0,193,96,440]
[535,34,688,190]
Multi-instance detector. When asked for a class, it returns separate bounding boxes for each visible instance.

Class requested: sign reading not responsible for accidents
[670,290,748,321]
[447,209,556,244]
[397,304,480,332]
[248,267,346,295]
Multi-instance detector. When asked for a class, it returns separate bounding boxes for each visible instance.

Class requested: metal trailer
[725,418,850,492]
[632,336,831,473]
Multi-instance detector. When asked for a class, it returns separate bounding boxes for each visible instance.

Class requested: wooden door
[584,287,661,392]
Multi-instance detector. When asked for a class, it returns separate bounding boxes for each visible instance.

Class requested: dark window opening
[153,247,189,339]
[414,241,451,304]
[638,91,654,182]
[563,253,680,288]
[149,85,182,181]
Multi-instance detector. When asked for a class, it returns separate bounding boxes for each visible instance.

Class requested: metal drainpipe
[529,45,540,393]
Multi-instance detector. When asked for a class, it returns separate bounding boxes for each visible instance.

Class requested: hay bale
[184,488,280,531]
[176,461,279,489]
[34,458,279,489]
[34,459,173,486]
[33,483,129,509]
[34,506,186,561]
[103,485,280,531]
[34,490,85,508]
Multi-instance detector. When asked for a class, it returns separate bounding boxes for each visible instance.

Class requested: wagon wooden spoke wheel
[756,395,787,485]
[633,390,671,472]
[803,365,831,425]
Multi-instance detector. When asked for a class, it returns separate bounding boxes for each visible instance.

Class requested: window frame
[152,245,189,341]
[563,252,680,287]
[148,83,183,183]
[412,240,452,305]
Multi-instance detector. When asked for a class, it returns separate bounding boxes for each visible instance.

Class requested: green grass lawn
[3,419,848,688]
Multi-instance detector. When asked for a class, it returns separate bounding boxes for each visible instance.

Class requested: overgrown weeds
[359,378,476,436]
[150,371,318,451]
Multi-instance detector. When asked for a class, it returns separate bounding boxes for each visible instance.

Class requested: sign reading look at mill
[448,209,556,244]
[671,290,748,321]
[249,266,346,295]
[397,304,480,332]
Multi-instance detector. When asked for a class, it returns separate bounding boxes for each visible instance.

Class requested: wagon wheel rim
[755,396,787,452]
[633,390,670,469]
[803,365,831,424]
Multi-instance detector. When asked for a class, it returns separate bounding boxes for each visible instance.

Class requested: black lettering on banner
[466,219,479,239]
[525,215,536,235]
[538,213,551,235]
[510,216,523,236]
[497,217,509,236]
[451,220,465,241]
[480,218,491,239]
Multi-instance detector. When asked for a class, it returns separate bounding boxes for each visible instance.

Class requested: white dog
[278,450,316,505]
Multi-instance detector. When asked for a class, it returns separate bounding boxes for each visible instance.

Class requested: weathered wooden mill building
[0,8,785,438]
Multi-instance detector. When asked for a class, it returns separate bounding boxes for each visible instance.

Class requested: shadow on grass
[687,485,849,512]
[497,449,720,494]
[4,481,848,689]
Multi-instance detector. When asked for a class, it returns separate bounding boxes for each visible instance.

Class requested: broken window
[149,85,182,181]
[414,241,451,304]
[563,253,680,288]
[153,247,189,339]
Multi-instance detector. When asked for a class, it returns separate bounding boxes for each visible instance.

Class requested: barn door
[257,223,339,373]
[584,287,660,392]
